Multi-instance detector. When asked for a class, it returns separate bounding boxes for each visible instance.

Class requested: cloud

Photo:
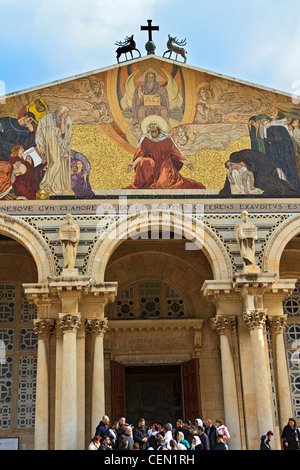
[27,0,166,69]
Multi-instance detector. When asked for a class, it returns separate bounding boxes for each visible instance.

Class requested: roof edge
[3,54,299,100]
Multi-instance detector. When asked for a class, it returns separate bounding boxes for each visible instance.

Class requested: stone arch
[0,213,56,283]
[87,211,233,282]
[263,214,300,275]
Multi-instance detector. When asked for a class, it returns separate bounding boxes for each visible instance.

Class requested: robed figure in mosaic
[36,106,73,196]
[124,119,206,190]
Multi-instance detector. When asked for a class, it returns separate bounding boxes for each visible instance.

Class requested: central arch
[87,211,233,282]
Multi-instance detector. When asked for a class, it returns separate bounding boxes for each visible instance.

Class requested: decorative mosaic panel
[20,290,37,323]
[285,323,300,344]
[17,356,37,429]
[283,282,300,317]
[0,284,16,324]
[287,349,300,420]
[0,283,37,431]
[0,356,13,429]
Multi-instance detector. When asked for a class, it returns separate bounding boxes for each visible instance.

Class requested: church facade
[0,48,300,450]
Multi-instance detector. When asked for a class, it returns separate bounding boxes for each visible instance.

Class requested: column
[211,315,242,450]
[33,319,54,450]
[268,315,293,430]
[58,313,81,450]
[86,318,108,437]
[243,310,274,436]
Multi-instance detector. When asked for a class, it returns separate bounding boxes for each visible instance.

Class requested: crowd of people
[89,416,231,451]
[89,415,300,451]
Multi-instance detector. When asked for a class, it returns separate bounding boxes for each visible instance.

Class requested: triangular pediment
[0,54,300,199]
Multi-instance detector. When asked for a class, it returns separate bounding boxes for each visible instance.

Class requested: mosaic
[0,57,299,199]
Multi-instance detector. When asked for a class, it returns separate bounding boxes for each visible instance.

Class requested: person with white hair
[36,105,73,195]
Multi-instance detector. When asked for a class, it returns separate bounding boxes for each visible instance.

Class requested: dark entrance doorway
[125,365,182,425]
[111,359,201,425]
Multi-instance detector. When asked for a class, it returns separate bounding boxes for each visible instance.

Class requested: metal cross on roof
[141,19,159,55]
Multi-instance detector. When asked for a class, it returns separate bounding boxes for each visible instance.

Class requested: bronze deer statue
[115,35,141,63]
[163,35,187,63]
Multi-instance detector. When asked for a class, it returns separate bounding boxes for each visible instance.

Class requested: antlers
[173,37,187,46]
[115,35,134,46]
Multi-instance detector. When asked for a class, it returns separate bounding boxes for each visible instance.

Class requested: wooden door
[182,358,201,421]
[111,361,126,419]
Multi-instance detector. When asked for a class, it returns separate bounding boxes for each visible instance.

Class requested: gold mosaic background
[72,124,250,190]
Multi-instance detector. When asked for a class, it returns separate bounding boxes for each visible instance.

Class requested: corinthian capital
[58,313,81,333]
[33,319,55,338]
[267,315,287,334]
[243,310,267,330]
[211,314,237,335]
[86,318,109,336]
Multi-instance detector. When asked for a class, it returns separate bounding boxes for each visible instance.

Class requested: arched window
[114,280,187,319]
[0,283,37,431]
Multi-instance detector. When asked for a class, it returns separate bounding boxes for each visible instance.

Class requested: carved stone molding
[86,318,109,336]
[267,315,287,334]
[33,319,55,338]
[243,309,267,330]
[58,313,81,333]
[211,314,237,335]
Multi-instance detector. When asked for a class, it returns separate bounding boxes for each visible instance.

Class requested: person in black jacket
[99,436,112,450]
[103,419,119,449]
[133,418,149,450]
[260,431,273,450]
[281,418,300,450]
[197,426,210,450]
[204,419,218,450]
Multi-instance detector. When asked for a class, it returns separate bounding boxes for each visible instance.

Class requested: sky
[0,0,300,98]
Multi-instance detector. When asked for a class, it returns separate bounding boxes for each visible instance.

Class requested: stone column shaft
[244,310,274,436]
[268,316,293,429]
[33,319,54,450]
[86,318,108,437]
[211,315,242,450]
[58,313,81,450]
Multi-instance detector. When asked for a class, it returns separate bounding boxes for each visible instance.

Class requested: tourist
[177,431,190,449]
[95,415,110,439]
[215,434,228,450]
[215,418,230,444]
[133,418,149,450]
[99,436,112,450]
[169,439,178,450]
[174,419,191,442]
[118,426,134,450]
[88,435,101,450]
[281,418,300,450]
[191,435,202,450]
[260,431,274,450]
[197,425,210,450]
[103,419,119,449]
[204,419,218,450]
[162,423,173,450]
